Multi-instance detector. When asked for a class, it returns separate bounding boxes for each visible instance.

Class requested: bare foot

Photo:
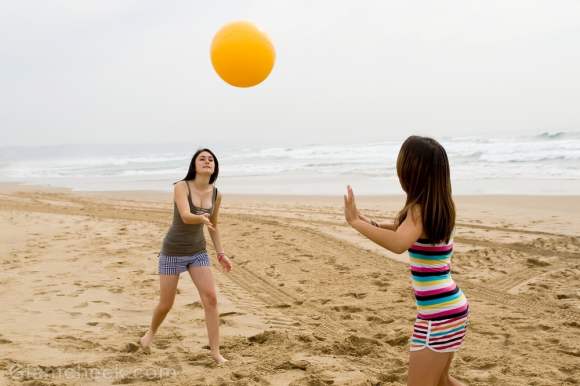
[211,352,228,364]
[139,330,154,352]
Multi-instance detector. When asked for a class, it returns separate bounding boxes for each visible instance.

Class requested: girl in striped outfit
[344,136,469,386]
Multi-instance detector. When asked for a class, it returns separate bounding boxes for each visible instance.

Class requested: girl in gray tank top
[140,148,232,364]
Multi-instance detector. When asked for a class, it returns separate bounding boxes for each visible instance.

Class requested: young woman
[344,136,469,386]
[140,148,232,364]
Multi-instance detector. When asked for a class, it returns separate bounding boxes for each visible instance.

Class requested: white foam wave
[1,132,579,193]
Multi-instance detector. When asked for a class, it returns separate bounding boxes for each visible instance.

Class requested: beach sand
[0,184,579,385]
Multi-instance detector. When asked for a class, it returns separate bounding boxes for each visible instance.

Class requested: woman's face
[195,151,215,175]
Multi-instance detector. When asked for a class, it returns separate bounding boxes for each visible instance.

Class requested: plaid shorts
[158,251,210,275]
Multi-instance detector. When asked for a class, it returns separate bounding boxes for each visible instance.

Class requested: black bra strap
[212,186,218,204]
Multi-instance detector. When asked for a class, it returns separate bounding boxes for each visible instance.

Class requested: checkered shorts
[158,251,210,275]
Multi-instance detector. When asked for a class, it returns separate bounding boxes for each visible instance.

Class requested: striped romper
[409,239,469,352]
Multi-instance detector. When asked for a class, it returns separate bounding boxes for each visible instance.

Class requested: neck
[192,175,211,189]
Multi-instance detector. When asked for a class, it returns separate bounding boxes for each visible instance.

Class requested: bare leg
[188,266,226,364]
[140,274,179,350]
[408,349,453,386]
[437,353,466,386]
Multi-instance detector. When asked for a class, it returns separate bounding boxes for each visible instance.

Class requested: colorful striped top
[409,239,469,321]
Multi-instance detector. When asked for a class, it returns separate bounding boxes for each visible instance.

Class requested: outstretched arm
[377,220,397,231]
[344,186,422,254]
[357,211,397,231]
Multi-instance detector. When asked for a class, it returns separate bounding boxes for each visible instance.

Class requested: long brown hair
[174,148,219,185]
[396,136,455,243]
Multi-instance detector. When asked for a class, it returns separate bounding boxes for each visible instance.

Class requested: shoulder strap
[212,186,218,204]
[183,181,195,208]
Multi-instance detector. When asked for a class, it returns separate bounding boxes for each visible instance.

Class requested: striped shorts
[158,251,210,275]
[410,313,469,352]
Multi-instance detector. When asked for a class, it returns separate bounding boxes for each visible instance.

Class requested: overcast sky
[1,0,579,147]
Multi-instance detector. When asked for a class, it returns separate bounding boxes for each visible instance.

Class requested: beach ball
[210,21,275,88]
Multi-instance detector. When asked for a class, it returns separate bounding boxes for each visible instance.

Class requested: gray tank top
[160,182,218,256]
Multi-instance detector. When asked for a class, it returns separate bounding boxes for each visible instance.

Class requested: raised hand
[343,185,359,225]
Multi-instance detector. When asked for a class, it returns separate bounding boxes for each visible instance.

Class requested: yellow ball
[210,21,275,88]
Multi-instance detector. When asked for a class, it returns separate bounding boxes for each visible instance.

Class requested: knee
[201,292,218,308]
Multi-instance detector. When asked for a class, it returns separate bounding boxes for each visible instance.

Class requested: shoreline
[3,181,580,197]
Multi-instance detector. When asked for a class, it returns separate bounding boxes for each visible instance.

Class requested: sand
[0,184,579,385]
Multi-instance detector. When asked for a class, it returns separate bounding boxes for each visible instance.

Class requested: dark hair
[395,136,455,243]
[177,148,219,184]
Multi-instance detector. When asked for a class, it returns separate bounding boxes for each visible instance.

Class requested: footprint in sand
[473,359,499,370]
[73,302,89,309]
[54,335,102,350]
[367,315,394,325]
[343,292,368,299]
[372,279,390,288]
[331,305,363,313]
[185,301,203,310]
[121,342,140,353]
[274,359,310,371]
[153,337,172,350]
[186,353,215,368]
[63,311,83,318]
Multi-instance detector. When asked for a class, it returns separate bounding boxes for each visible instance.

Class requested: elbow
[386,244,407,254]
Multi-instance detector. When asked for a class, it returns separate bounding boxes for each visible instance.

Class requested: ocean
[1,131,579,195]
